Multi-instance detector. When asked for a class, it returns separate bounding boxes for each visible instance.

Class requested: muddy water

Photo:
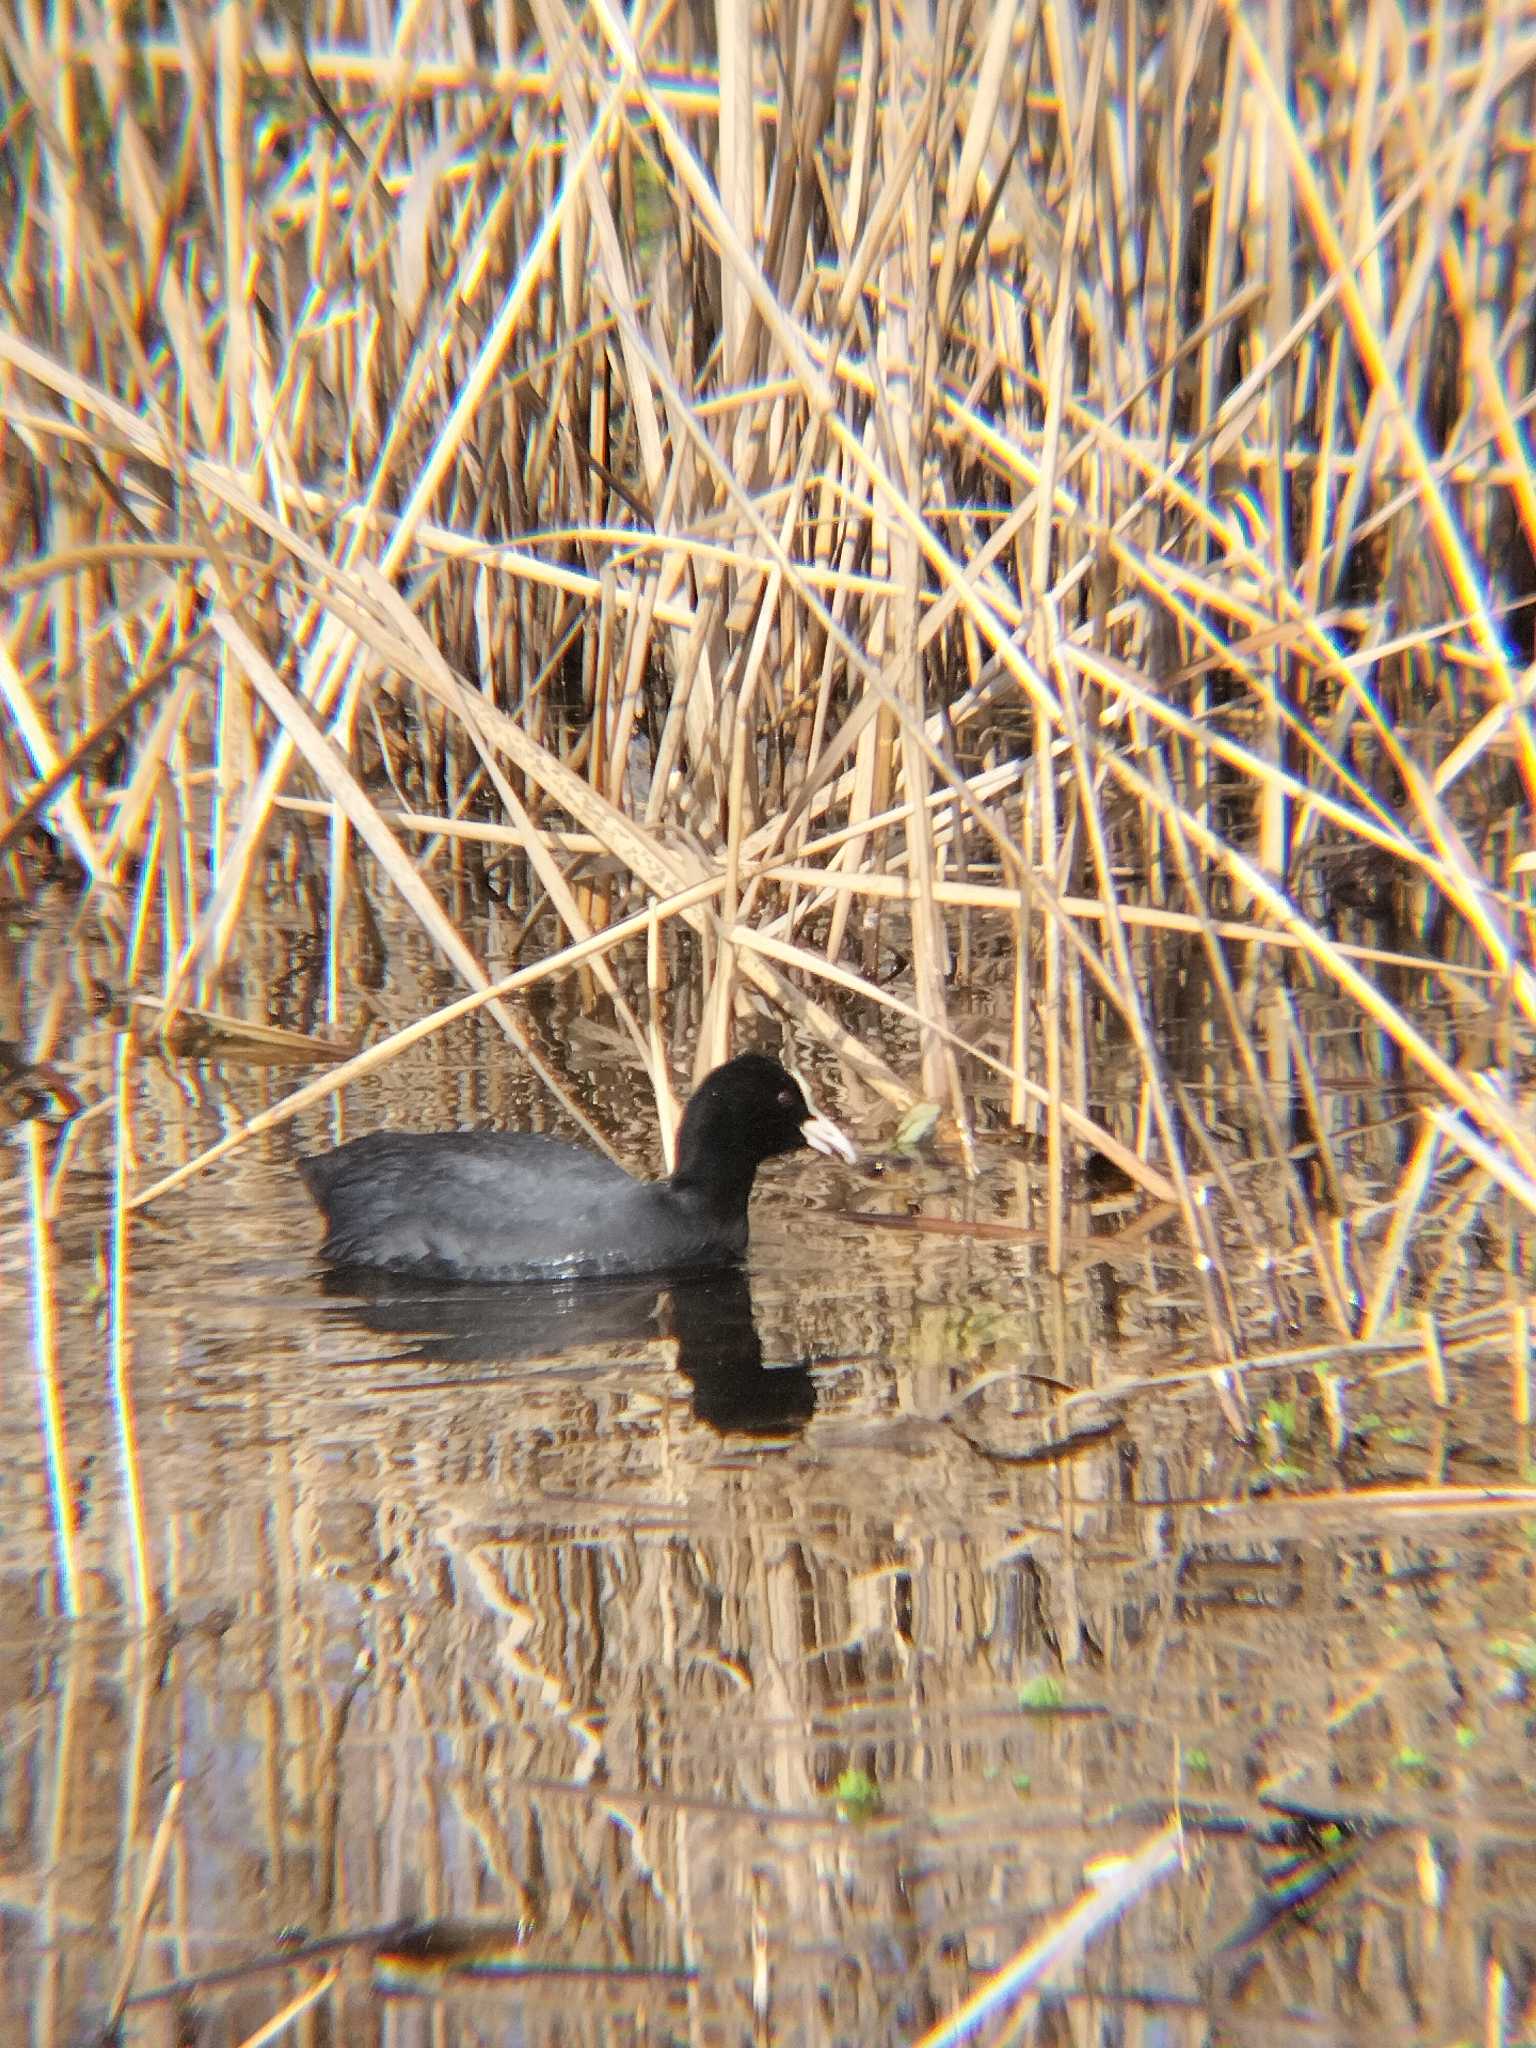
[4,921,1536,2045]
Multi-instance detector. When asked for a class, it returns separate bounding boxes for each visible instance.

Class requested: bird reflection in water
[320,1265,815,1436]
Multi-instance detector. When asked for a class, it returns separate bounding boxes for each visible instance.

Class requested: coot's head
[672,1054,858,1192]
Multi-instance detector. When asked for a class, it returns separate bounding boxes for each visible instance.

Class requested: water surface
[4,919,1534,2045]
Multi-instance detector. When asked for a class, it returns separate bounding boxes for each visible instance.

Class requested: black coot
[298,1052,857,1284]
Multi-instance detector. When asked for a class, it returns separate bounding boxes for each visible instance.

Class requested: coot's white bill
[801,1110,859,1163]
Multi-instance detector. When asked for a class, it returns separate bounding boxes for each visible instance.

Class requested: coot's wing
[299,1131,648,1280]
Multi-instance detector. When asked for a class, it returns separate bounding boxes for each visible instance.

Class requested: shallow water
[4,918,1536,2046]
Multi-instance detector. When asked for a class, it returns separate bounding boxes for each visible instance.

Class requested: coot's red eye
[778,1089,795,1106]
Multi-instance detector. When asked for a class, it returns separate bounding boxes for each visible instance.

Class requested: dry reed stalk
[24,1121,79,1619]
[1511,1301,1532,1425]
[0,634,110,887]
[108,1033,152,1618]
[230,1966,340,2048]
[1418,1310,1450,1408]
[105,1779,184,2029]
[914,1817,1188,2048]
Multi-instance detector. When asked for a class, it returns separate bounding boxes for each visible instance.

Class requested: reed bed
[3,0,1534,1349]
[7,10,1536,2035]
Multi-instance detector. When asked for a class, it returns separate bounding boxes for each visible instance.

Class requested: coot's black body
[299,1053,855,1285]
